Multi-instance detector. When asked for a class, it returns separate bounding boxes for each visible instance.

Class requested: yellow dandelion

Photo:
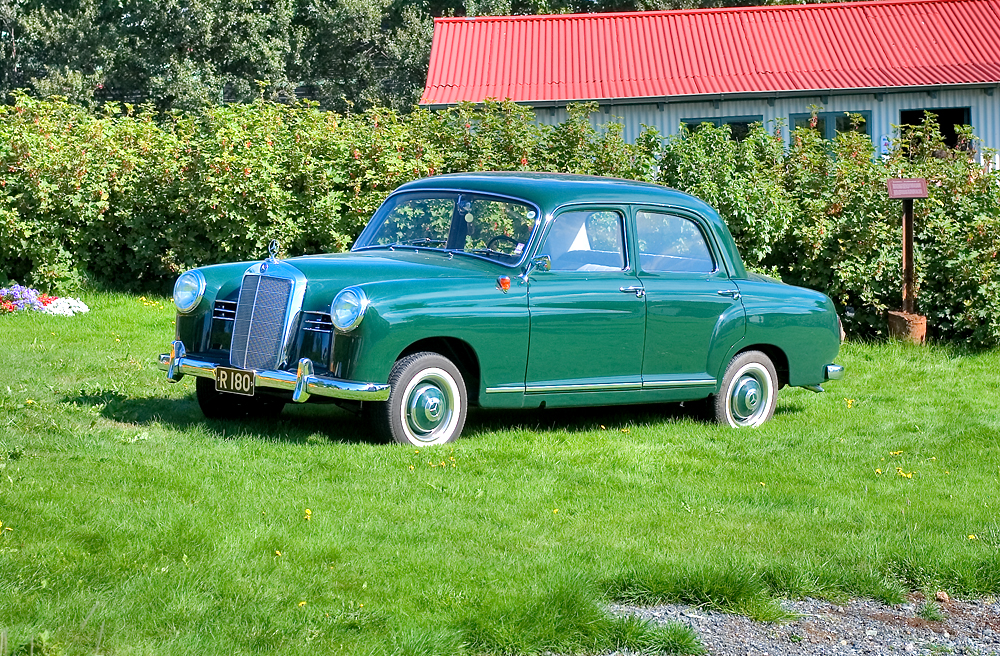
[969,534,977,540]
[553,508,558,514]
[408,465,414,471]
[845,398,855,408]
[275,550,282,556]
[890,450,903,456]
[875,469,882,475]
[759,482,766,487]
[298,601,307,607]
[25,399,34,405]
[304,508,312,521]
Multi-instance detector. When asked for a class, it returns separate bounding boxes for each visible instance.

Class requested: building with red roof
[420,0,1000,152]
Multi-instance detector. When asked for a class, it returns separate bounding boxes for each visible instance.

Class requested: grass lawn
[1,292,999,656]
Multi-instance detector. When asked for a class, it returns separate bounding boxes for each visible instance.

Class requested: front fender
[340,277,530,392]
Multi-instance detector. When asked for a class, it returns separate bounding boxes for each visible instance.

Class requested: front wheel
[367,352,468,445]
[713,350,778,428]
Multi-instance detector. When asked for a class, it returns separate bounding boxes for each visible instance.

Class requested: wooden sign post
[886,178,928,343]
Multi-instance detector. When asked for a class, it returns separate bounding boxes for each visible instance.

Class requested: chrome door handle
[717,289,741,300]
[620,286,645,298]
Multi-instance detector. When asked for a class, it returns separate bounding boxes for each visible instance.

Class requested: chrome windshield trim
[157,350,389,402]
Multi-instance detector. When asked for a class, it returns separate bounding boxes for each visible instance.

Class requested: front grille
[302,311,333,333]
[213,300,237,321]
[230,275,294,370]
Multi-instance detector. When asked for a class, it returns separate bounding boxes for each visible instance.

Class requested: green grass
[1,292,999,655]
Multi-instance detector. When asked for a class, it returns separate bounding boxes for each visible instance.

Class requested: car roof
[395,172,711,216]
[393,172,747,277]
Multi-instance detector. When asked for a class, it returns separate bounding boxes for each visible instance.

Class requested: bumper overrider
[800,364,845,393]
[157,340,390,403]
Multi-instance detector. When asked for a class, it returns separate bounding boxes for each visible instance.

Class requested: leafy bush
[2,96,998,346]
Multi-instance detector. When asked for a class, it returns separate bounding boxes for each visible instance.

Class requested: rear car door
[634,208,745,390]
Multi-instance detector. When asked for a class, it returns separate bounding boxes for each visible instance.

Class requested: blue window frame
[681,115,763,141]
[790,111,872,139]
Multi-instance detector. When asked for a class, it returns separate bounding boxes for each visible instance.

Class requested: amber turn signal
[496,276,511,293]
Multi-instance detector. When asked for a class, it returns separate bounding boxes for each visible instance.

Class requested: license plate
[215,366,254,396]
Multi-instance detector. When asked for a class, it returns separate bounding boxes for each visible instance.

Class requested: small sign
[887,178,928,199]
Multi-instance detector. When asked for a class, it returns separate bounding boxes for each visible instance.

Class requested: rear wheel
[196,377,285,420]
[367,352,467,445]
[713,350,778,428]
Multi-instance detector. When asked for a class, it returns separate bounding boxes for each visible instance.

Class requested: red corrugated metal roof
[420,0,1000,106]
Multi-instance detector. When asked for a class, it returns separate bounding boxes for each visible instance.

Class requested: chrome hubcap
[404,373,455,442]
[727,364,771,427]
[731,376,762,421]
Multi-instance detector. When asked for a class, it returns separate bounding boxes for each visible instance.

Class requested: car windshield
[353,192,539,265]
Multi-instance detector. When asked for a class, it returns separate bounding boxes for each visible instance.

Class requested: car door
[634,208,746,393]
[524,208,646,399]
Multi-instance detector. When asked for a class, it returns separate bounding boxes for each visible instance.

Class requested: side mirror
[519,254,551,284]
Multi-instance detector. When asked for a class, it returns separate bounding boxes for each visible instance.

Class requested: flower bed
[0,284,89,316]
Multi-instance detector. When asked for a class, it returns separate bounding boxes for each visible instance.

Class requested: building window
[899,108,971,149]
[681,116,763,141]
[791,111,871,139]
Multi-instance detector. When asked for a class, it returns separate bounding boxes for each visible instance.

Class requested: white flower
[41,297,90,316]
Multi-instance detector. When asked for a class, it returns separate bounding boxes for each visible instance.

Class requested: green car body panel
[165,172,841,418]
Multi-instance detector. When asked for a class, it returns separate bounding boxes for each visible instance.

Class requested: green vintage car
[159,172,843,445]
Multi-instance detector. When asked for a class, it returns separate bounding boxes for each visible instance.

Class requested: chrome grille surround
[229,260,307,371]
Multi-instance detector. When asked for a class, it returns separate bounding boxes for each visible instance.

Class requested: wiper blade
[466,248,509,258]
[406,238,447,247]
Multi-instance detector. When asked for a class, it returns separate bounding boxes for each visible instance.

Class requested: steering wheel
[486,234,519,252]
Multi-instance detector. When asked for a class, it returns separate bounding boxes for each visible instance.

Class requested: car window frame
[628,205,734,279]
[532,205,633,274]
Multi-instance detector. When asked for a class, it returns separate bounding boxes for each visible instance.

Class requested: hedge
[2,93,999,347]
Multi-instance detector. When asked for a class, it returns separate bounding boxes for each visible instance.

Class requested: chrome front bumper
[157,340,390,403]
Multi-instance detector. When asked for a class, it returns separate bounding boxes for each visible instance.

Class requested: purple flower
[0,284,45,311]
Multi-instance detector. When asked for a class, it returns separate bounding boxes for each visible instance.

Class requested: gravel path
[611,595,1000,655]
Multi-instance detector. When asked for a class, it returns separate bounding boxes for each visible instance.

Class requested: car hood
[287,249,513,282]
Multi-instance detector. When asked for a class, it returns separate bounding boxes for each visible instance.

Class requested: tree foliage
[1,0,434,112]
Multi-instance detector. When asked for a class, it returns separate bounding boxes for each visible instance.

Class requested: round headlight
[331,287,368,332]
[173,270,206,313]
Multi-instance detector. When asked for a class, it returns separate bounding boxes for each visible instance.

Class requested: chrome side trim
[641,378,717,389]
[525,382,640,393]
[485,386,525,394]
[825,364,845,380]
[158,349,390,402]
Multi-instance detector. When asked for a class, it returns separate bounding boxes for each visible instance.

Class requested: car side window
[541,210,626,272]
[635,211,715,273]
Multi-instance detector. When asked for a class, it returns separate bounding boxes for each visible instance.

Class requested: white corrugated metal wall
[533,87,1000,161]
